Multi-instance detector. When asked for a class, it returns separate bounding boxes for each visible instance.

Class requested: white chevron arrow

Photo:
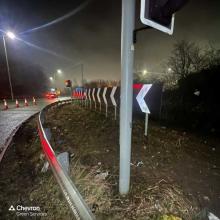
[92,88,96,109]
[88,89,92,108]
[88,89,91,101]
[97,88,101,103]
[103,87,107,105]
[92,88,96,102]
[136,84,152,114]
[84,89,87,99]
[110,86,117,106]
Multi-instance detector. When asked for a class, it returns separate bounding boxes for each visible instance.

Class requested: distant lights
[167,67,172,72]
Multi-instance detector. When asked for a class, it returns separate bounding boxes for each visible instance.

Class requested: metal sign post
[144,113,149,136]
[119,0,135,195]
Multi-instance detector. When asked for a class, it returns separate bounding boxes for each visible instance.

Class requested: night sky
[0,0,220,85]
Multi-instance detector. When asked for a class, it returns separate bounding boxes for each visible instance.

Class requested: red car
[45,92,58,99]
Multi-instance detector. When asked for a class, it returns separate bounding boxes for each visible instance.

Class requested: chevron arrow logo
[8,205,15,211]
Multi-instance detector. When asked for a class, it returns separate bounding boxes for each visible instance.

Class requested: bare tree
[204,45,220,67]
[168,40,206,79]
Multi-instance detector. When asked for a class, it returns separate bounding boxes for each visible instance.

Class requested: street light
[3,31,16,100]
[52,69,63,88]
[57,69,62,74]
[6,31,16,40]
[143,69,148,75]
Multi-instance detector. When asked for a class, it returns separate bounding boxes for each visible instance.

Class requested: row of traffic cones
[3,97,37,110]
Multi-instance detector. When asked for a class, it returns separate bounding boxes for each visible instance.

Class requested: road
[0,97,70,161]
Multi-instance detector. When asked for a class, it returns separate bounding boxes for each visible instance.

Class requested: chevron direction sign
[92,88,96,109]
[110,86,118,120]
[133,83,163,118]
[103,87,108,117]
[97,88,101,111]
[110,86,117,106]
[88,89,91,108]
[136,84,152,114]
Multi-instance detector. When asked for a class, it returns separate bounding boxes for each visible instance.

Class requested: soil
[45,103,220,219]
[0,117,72,220]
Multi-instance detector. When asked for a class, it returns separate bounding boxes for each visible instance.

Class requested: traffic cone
[16,99,19,108]
[33,97,37,105]
[24,98,28,107]
[3,99,8,110]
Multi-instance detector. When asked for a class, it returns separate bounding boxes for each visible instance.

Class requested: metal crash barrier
[37,99,95,220]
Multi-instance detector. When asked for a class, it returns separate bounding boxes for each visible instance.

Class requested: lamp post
[50,69,63,88]
[3,31,16,100]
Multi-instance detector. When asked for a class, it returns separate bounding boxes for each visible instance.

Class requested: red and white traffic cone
[33,97,37,105]
[3,99,8,110]
[15,99,19,108]
[24,98,28,107]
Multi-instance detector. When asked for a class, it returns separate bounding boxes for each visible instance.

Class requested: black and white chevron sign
[82,86,119,117]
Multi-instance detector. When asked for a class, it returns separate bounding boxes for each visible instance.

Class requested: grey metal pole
[3,35,14,101]
[119,0,135,195]
[144,113,149,136]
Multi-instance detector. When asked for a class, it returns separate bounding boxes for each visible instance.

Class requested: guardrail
[37,99,95,220]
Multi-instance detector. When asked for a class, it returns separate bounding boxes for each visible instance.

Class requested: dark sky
[0,0,220,85]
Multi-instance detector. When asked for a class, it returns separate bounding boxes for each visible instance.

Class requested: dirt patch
[44,103,220,219]
[0,117,73,220]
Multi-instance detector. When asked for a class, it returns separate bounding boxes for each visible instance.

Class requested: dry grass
[69,159,111,214]
[68,158,199,220]
[109,179,199,220]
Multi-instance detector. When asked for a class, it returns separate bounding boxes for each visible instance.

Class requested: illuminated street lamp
[143,69,148,75]
[49,76,53,81]
[6,31,16,40]
[57,69,62,74]
[3,31,16,100]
